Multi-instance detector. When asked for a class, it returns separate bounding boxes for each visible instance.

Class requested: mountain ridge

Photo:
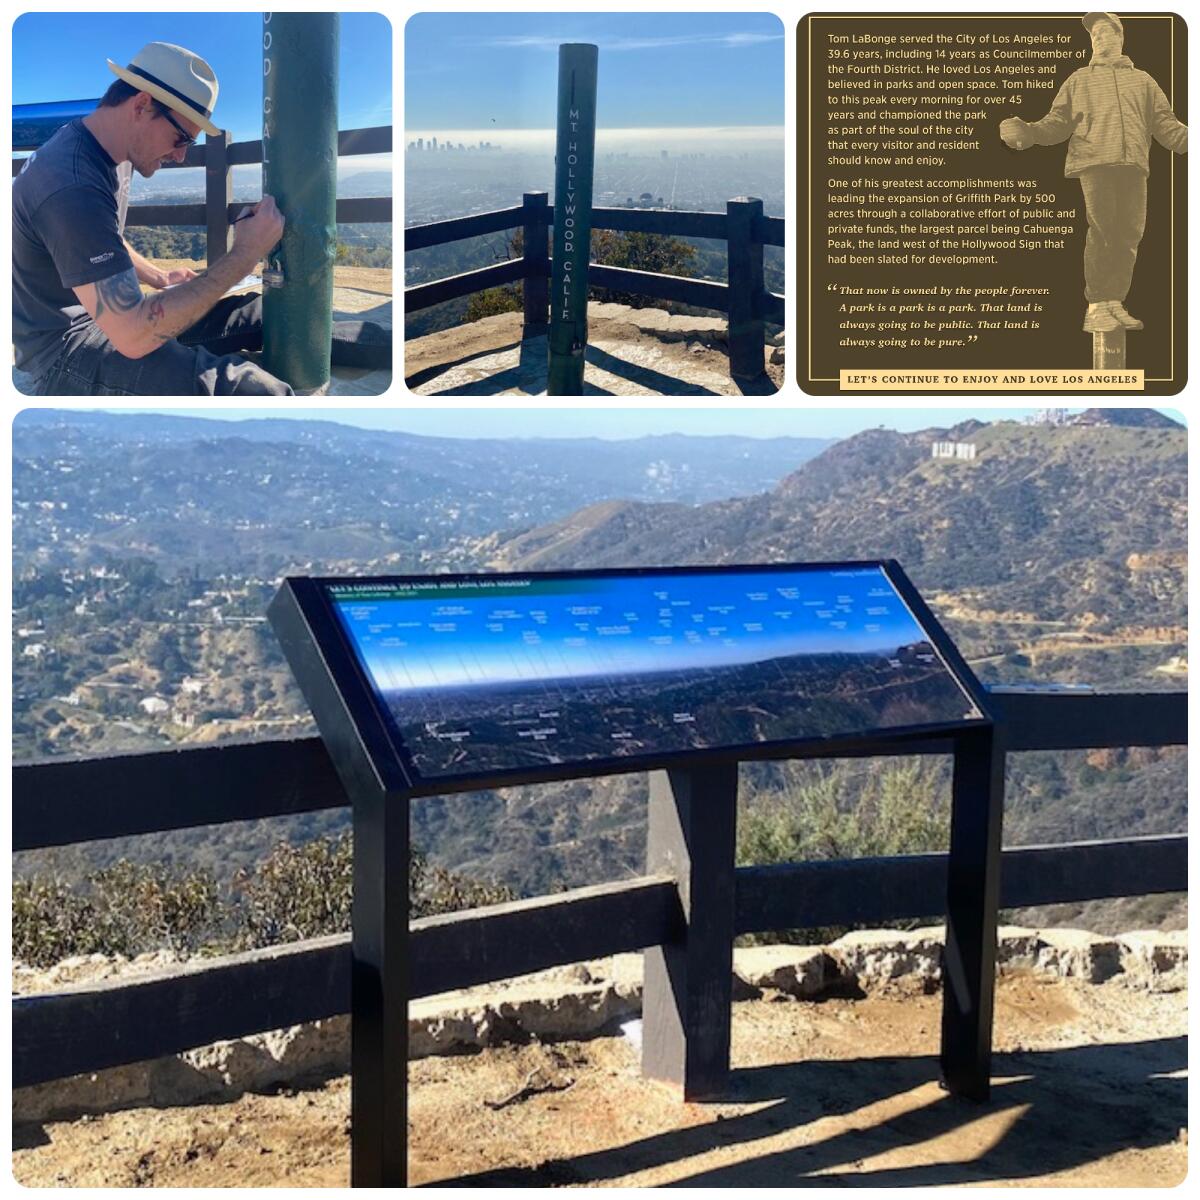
[487,417,1186,631]
[14,412,829,577]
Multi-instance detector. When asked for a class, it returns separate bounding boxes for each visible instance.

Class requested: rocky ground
[403,304,785,396]
[12,929,1187,1187]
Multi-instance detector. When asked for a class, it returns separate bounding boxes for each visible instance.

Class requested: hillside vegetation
[12,411,1186,935]
[126,224,392,269]
[490,419,1186,633]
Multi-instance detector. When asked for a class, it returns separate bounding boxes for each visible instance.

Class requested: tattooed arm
[71,196,284,360]
[72,247,257,360]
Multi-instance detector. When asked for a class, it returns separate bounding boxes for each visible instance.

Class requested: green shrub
[12,861,219,967]
[15,837,517,967]
[735,760,950,946]
[589,229,698,309]
[465,285,522,322]
[411,847,516,917]
[229,835,517,949]
[231,833,354,948]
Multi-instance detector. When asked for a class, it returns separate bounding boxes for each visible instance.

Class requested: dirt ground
[12,973,1186,1188]
[405,306,784,397]
[140,261,391,296]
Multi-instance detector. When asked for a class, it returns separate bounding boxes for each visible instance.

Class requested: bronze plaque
[800,12,1187,395]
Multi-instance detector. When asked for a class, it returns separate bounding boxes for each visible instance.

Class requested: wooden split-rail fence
[12,690,1186,1097]
[405,192,785,380]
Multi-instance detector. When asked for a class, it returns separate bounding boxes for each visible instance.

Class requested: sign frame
[270,559,995,801]
[268,559,1005,1186]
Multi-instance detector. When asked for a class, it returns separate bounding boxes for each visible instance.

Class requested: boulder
[15,929,1186,1125]
[587,301,633,322]
[733,944,832,998]
[14,1062,155,1124]
[1034,928,1123,983]
[828,927,944,993]
[409,981,638,1056]
[996,925,1046,972]
[1116,930,1188,990]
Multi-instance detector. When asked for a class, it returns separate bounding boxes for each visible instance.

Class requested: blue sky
[11,12,392,147]
[404,12,783,130]
[332,567,931,692]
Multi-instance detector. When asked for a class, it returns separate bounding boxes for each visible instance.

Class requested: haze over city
[405,12,783,224]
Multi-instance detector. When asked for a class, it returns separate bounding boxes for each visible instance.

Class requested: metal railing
[12,690,1186,1090]
[405,192,785,378]
[13,124,392,263]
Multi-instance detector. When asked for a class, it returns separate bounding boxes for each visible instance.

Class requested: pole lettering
[548,45,598,395]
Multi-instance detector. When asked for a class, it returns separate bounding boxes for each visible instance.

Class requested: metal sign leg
[351,788,409,1186]
[940,726,1005,1101]
[642,762,738,1098]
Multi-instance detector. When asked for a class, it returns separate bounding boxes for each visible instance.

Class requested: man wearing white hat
[999,14,1187,334]
[13,42,292,394]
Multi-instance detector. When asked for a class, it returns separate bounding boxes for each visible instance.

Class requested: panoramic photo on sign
[799,12,1187,396]
[326,565,984,780]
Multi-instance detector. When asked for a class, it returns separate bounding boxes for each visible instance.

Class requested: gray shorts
[33,294,294,396]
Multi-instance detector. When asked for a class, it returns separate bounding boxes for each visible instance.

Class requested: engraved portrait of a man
[999,12,1187,333]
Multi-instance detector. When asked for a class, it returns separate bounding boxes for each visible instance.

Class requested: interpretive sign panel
[299,562,988,791]
[800,12,1187,395]
[267,560,1004,1189]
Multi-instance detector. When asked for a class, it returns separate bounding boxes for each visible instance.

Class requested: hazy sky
[99,407,1141,440]
[334,566,932,691]
[405,12,784,130]
[11,12,392,148]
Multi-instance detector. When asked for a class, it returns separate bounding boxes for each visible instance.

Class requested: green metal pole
[261,12,338,394]
[547,44,598,396]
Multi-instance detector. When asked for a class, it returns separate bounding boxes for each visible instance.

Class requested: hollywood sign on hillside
[932,441,977,461]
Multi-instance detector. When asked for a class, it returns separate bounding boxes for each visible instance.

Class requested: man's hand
[144,266,200,288]
[999,117,1033,150]
[232,195,286,264]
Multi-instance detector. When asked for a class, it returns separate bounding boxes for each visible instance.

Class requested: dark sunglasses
[158,106,197,149]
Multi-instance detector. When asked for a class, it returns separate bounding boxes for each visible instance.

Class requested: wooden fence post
[522,191,550,336]
[642,762,738,1098]
[204,130,233,266]
[726,196,765,380]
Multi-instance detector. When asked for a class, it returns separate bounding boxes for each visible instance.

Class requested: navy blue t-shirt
[12,118,134,375]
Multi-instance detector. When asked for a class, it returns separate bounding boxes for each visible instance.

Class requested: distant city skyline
[405,12,783,132]
[403,127,782,154]
[116,160,392,202]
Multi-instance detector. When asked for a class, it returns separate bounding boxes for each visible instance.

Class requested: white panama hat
[106,42,220,137]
